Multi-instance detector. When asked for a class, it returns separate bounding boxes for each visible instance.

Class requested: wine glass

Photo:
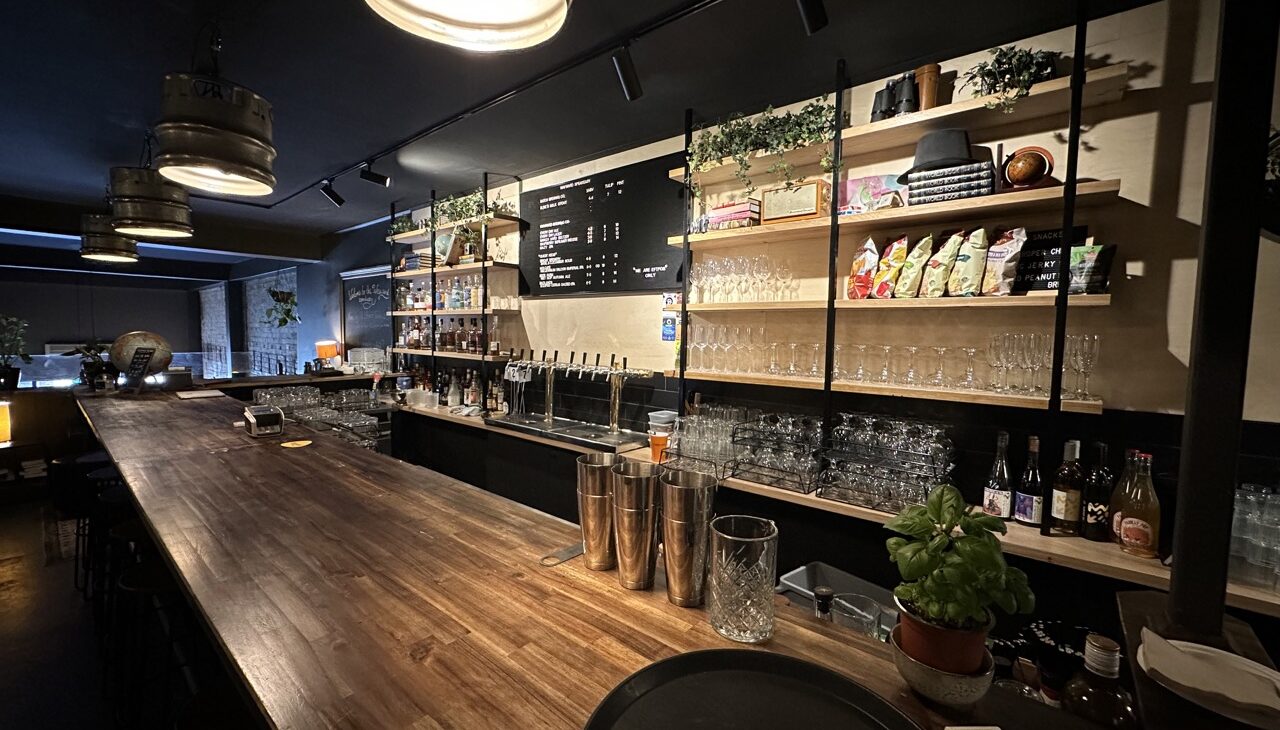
[852,345,868,382]
[750,256,772,301]
[957,347,979,390]
[807,343,823,378]
[986,335,1005,391]
[1064,335,1081,398]
[929,346,948,388]
[898,346,920,386]
[876,345,893,384]
[775,262,794,302]
[767,343,782,376]
[688,261,705,304]
[832,344,846,381]
[787,343,801,376]
[1077,334,1101,400]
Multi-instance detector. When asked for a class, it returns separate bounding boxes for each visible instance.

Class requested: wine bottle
[1062,634,1139,728]
[1046,439,1084,536]
[983,431,1013,519]
[1082,442,1114,542]
[1014,436,1043,527]
[1117,453,1161,558]
[1109,449,1140,543]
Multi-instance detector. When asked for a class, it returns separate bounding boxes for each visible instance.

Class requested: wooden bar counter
[77,392,952,729]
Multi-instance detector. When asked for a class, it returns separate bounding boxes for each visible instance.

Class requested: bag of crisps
[921,231,964,297]
[947,228,989,297]
[893,234,934,298]
[846,237,879,299]
[981,227,1027,296]
[871,235,909,298]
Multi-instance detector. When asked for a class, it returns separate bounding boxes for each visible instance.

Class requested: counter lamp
[315,340,341,369]
[0,400,11,447]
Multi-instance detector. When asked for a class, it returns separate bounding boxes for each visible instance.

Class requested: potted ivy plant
[264,289,300,328]
[0,314,33,390]
[885,484,1035,674]
[962,46,1061,113]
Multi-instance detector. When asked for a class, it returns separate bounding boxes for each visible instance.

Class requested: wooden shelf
[391,348,509,362]
[669,64,1128,186]
[391,261,520,279]
[683,370,825,391]
[386,213,524,244]
[831,380,1103,414]
[667,180,1122,250]
[391,309,516,317]
[835,294,1111,310]
[620,446,1280,619]
[666,300,829,312]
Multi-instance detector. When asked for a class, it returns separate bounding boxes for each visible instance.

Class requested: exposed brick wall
[196,283,230,379]
[243,269,299,375]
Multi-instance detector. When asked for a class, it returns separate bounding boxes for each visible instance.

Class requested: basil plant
[885,484,1035,629]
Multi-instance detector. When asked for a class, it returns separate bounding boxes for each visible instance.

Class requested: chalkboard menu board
[519,153,685,296]
[343,274,392,351]
[1013,226,1090,293]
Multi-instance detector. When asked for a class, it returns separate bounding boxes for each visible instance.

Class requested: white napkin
[1140,627,1280,727]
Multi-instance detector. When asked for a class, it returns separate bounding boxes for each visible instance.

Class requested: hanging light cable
[154,23,277,197]
[363,0,571,52]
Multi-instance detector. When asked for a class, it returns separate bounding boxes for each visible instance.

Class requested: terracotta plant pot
[894,596,991,675]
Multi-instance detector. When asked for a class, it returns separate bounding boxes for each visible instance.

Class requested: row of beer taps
[504,349,653,432]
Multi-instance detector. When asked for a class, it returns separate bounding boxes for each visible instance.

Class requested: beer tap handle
[578,351,589,379]
[622,357,628,372]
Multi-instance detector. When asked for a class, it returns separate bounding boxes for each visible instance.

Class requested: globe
[109,331,174,374]
[1004,147,1053,187]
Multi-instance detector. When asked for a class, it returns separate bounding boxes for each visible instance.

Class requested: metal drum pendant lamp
[154,72,275,196]
[109,166,193,238]
[81,214,139,263]
[363,0,570,52]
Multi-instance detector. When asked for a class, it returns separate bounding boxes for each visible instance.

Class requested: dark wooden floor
[0,498,110,729]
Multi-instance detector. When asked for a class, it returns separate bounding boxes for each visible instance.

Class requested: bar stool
[99,519,154,646]
[48,456,95,595]
[88,468,130,623]
[110,560,186,728]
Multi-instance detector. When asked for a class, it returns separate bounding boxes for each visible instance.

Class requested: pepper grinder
[814,585,835,621]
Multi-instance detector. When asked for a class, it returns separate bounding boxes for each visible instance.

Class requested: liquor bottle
[983,431,1012,520]
[489,314,501,355]
[495,379,508,414]
[447,369,462,406]
[1082,442,1114,542]
[1108,449,1140,544]
[1116,453,1161,558]
[450,277,463,309]
[471,275,484,310]
[469,318,482,354]
[485,380,497,411]
[1013,436,1043,527]
[462,276,473,309]
[1061,634,1139,728]
[1045,439,1084,536]
[435,279,446,311]
[468,370,480,406]
[445,319,458,352]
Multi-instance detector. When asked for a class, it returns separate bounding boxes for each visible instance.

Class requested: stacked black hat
[898,129,995,205]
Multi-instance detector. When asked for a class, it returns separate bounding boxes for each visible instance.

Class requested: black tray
[585,649,922,730]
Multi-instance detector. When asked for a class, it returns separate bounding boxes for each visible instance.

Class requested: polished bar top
[77,393,948,729]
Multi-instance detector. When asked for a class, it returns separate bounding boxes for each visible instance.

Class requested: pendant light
[363,0,570,52]
[81,214,139,263]
[153,26,276,197]
[109,167,193,238]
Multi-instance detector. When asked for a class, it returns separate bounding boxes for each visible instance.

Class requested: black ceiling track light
[611,45,643,102]
[359,162,391,187]
[795,0,828,35]
[320,180,345,207]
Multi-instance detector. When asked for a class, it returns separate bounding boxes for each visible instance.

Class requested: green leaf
[926,484,967,527]
[926,533,950,555]
[885,505,935,540]
[972,514,1009,535]
[885,536,908,560]
[896,542,942,581]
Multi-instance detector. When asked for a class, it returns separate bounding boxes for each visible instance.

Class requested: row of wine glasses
[689,325,825,377]
[687,256,801,303]
[986,332,1102,400]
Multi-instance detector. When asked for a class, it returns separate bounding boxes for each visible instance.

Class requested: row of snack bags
[847,227,1026,300]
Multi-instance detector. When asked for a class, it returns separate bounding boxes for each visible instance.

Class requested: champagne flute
[957,347,979,390]
[1077,334,1101,400]
[929,346,948,388]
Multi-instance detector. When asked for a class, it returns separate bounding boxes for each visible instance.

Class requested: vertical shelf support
[678,107,694,416]
[820,59,849,436]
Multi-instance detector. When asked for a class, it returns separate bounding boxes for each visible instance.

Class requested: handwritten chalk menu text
[519,153,684,296]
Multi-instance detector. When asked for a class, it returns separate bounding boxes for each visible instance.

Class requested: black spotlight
[359,162,391,188]
[611,45,643,102]
[795,0,828,35]
[320,180,344,207]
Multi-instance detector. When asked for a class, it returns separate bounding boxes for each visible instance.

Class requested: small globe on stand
[109,331,174,374]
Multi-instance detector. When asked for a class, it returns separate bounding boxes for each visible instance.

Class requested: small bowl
[889,624,994,709]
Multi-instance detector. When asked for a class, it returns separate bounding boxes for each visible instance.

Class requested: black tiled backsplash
[522,373,680,433]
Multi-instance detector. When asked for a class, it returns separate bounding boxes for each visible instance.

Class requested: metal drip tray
[484,415,646,452]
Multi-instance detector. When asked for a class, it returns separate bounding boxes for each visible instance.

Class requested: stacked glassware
[253,385,322,415]
[727,413,823,493]
[818,413,954,512]
[1230,485,1280,591]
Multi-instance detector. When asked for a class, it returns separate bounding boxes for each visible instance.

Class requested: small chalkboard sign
[1013,226,1090,293]
[124,347,156,394]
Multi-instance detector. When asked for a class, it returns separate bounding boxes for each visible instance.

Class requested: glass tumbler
[708,515,779,643]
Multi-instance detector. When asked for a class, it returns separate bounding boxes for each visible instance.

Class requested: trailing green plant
[962,46,1060,113]
[264,289,300,328]
[388,215,421,236]
[431,188,517,227]
[686,97,842,198]
[885,483,1035,629]
[0,314,33,368]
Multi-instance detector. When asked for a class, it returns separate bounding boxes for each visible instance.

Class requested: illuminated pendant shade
[109,167,193,238]
[364,0,570,52]
[81,214,139,263]
[154,73,276,196]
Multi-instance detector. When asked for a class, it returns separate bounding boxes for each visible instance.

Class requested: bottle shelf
[667,180,1122,251]
[387,213,524,244]
[391,348,510,362]
[391,309,517,317]
[666,294,1111,313]
[669,64,1128,187]
[392,260,520,279]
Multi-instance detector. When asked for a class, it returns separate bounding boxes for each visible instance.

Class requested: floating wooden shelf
[836,294,1111,309]
[386,213,524,244]
[830,380,1103,414]
[391,261,520,279]
[669,64,1129,186]
[667,180,1122,250]
[391,309,517,317]
[390,348,510,362]
[682,370,825,391]
[667,294,1111,313]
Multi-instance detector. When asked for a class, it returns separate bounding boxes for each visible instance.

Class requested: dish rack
[725,421,822,494]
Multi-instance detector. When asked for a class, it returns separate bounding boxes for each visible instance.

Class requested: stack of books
[20,459,47,480]
[707,199,760,231]
[906,162,995,205]
[401,253,423,272]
